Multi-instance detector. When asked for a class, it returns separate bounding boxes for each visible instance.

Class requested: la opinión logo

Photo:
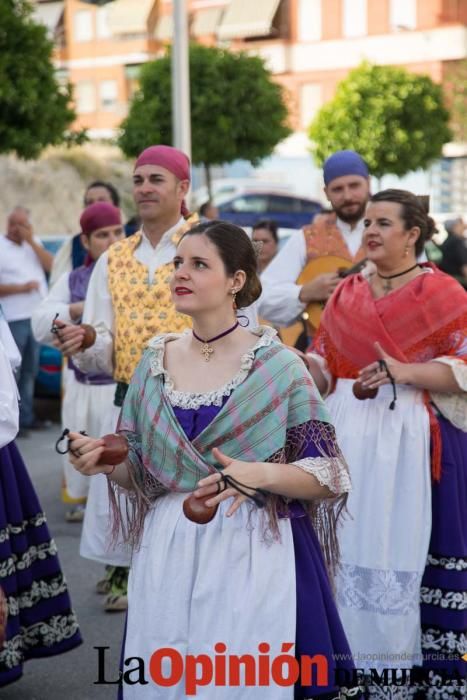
[94,643,329,695]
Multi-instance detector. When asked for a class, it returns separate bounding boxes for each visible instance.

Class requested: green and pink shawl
[112,339,348,573]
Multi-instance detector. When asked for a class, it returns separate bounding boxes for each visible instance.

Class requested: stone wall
[0,145,135,237]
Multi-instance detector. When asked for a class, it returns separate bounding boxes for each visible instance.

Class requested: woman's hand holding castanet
[194,447,266,517]
[68,432,113,476]
[359,342,412,389]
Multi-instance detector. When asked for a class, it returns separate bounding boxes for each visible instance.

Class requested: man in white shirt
[0,207,52,433]
[259,150,370,329]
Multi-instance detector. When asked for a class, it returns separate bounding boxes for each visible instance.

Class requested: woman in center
[68,221,354,699]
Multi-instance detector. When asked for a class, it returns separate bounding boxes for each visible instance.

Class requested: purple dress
[0,441,82,686]
[173,399,356,699]
[420,416,466,695]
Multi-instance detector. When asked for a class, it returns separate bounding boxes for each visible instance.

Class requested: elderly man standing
[0,207,53,435]
[259,150,370,332]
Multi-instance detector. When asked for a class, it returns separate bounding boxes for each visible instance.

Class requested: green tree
[0,0,77,159]
[119,44,291,195]
[308,62,452,179]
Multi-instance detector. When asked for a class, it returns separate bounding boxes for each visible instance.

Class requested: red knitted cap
[80,202,122,236]
[134,145,190,182]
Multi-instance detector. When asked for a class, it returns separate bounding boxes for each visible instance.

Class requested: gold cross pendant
[383,279,392,295]
[201,343,214,361]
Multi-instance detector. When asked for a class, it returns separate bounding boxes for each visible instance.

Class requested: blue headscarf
[323,150,369,185]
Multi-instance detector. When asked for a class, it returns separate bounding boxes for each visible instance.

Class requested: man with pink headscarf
[53,146,195,393]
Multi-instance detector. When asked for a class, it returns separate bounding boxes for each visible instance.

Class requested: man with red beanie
[52,146,195,397]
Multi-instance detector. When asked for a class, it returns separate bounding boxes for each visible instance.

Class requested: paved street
[3,405,125,700]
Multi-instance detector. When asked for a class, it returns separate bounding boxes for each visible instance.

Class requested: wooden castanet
[97,434,129,466]
[183,493,218,524]
[80,324,96,350]
[352,380,378,400]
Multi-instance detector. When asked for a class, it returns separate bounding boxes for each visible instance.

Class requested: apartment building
[32,0,467,208]
[32,0,466,134]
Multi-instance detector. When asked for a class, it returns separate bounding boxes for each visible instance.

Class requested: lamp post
[80,0,192,162]
[172,0,192,163]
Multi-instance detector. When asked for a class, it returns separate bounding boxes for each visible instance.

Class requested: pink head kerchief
[80,202,122,236]
[134,145,191,217]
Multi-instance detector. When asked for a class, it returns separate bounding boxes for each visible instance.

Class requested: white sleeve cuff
[292,456,352,495]
[430,357,467,431]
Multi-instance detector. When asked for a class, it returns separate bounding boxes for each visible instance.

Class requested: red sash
[312,265,467,479]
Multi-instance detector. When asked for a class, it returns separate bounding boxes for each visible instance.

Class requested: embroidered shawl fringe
[107,420,349,580]
[107,431,169,551]
[266,420,348,579]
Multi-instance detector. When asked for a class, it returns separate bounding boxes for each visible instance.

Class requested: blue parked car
[217,191,323,230]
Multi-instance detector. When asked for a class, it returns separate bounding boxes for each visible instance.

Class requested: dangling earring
[404,244,409,257]
[231,289,237,310]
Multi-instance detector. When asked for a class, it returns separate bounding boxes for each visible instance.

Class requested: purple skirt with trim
[420,416,466,686]
[0,441,82,687]
[290,504,355,698]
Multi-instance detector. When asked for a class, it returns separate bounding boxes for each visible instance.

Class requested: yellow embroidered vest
[108,220,194,383]
[304,214,365,263]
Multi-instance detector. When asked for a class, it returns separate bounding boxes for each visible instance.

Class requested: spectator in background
[252,219,279,274]
[199,200,219,221]
[439,217,467,288]
[84,180,120,208]
[0,207,52,435]
[50,180,133,285]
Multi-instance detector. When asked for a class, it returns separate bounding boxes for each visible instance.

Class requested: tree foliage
[0,0,76,159]
[119,43,291,173]
[308,62,452,179]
